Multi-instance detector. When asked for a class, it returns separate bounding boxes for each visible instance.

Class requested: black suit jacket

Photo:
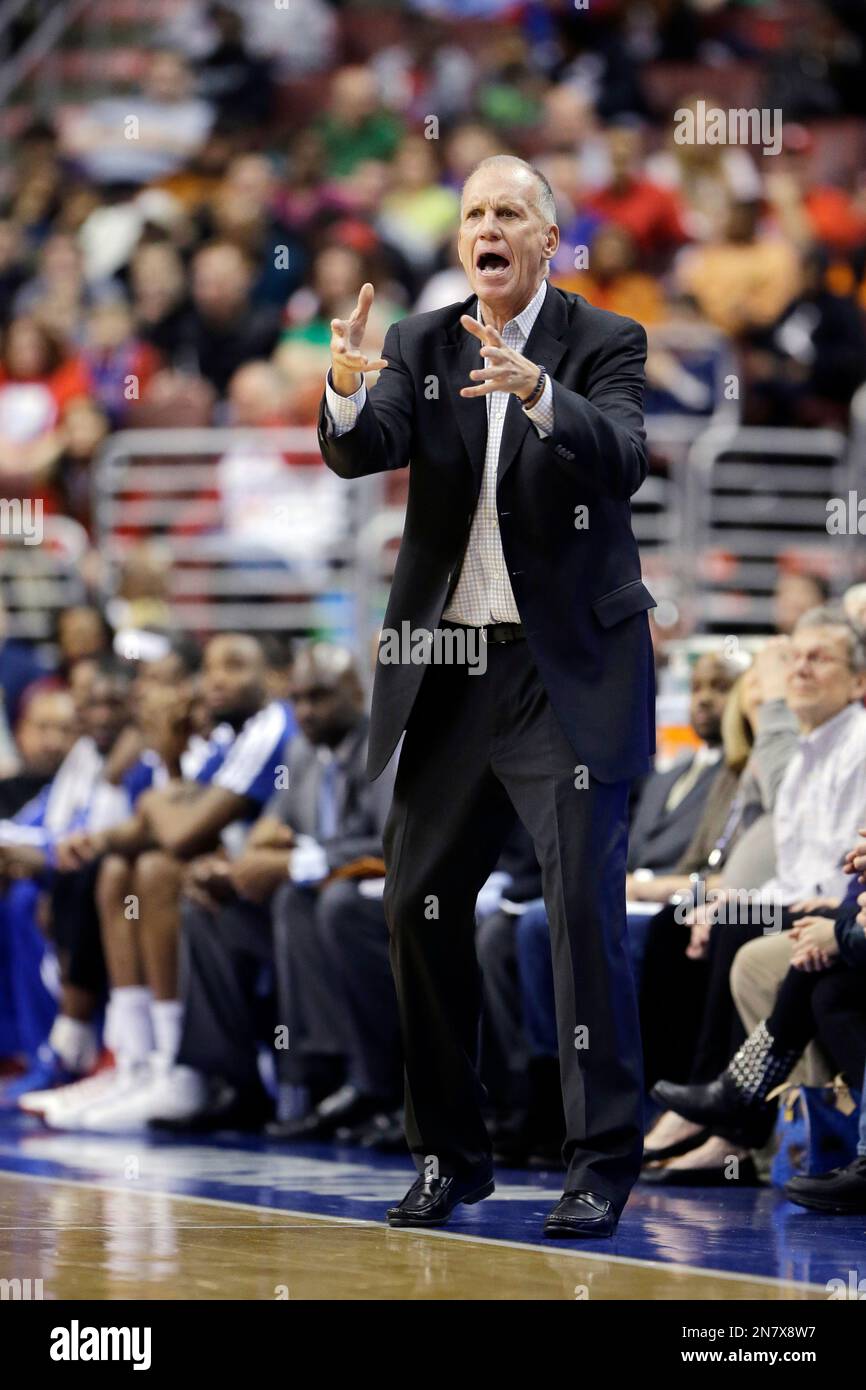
[264,717,396,870]
[319,285,656,783]
[627,755,723,874]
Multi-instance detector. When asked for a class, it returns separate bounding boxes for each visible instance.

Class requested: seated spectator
[586,123,689,266]
[553,224,667,326]
[314,66,402,178]
[128,240,191,360]
[0,658,142,1097]
[645,608,866,1179]
[195,153,307,306]
[628,651,735,877]
[0,689,77,818]
[12,232,94,342]
[175,241,282,395]
[0,316,90,508]
[193,3,276,130]
[0,593,54,728]
[675,200,801,338]
[644,94,764,244]
[743,247,866,426]
[80,297,162,427]
[773,566,831,636]
[155,643,401,1146]
[650,858,866,1188]
[764,123,866,257]
[377,135,460,276]
[36,633,295,1130]
[61,49,215,189]
[843,583,866,636]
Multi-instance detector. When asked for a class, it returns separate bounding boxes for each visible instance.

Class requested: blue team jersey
[198,701,296,807]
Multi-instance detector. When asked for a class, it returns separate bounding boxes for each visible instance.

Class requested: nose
[477,208,501,238]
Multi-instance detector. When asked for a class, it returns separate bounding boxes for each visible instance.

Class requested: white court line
[0,1165,829,1297]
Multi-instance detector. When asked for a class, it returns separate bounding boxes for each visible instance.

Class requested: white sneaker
[78,1058,207,1132]
[41,1062,151,1130]
[24,1066,120,1123]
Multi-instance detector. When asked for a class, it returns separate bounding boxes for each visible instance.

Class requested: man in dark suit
[318,154,656,1237]
[628,651,736,877]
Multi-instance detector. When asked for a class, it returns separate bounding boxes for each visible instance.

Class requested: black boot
[651,1021,800,1148]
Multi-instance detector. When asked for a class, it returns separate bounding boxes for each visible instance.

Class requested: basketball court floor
[1,1113,863,1299]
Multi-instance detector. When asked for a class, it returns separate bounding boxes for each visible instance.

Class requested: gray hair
[462,155,557,226]
[794,605,866,673]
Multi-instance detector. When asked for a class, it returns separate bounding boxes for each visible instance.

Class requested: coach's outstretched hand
[329,282,387,397]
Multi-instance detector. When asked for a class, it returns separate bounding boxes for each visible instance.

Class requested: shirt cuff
[324,371,367,437]
[523,373,554,437]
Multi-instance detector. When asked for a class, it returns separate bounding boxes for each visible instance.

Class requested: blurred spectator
[587,123,689,263]
[315,67,403,178]
[765,124,866,256]
[744,247,866,425]
[195,154,306,305]
[13,232,94,343]
[0,317,89,503]
[676,200,801,337]
[175,241,282,394]
[377,135,460,273]
[0,221,28,328]
[553,223,667,324]
[282,244,402,354]
[0,689,77,816]
[61,50,215,188]
[773,568,832,636]
[128,241,191,358]
[645,93,763,244]
[81,298,162,427]
[193,3,275,129]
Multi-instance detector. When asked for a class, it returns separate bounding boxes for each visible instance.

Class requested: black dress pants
[382,639,642,1210]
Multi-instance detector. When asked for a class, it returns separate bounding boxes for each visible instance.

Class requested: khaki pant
[730,932,832,1087]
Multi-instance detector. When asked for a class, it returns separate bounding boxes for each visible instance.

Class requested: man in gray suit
[150,644,401,1141]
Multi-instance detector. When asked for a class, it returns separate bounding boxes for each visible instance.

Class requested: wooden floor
[0,1174,826,1300]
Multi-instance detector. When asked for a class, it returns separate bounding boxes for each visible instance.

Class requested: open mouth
[476,250,511,276]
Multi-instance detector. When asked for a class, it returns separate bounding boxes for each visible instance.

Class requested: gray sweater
[718,699,799,891]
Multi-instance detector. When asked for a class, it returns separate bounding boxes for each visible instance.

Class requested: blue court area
[0,1110,863,1299]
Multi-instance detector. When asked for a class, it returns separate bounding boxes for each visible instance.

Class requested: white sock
[48,1016,98,1074]
[150,999,184,1065]
[106,987,154,1068]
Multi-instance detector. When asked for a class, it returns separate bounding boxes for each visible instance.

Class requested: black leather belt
[483,622,524,644]
[442,620,525,644]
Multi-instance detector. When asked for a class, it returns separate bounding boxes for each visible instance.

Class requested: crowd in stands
[1,0,866,570]
[2,0,866,1215]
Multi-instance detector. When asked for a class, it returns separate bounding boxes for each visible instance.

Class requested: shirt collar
[799,700,862,752]
[477,277,548,339]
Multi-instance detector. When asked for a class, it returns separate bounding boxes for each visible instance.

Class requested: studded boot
[651,1022,801,1148]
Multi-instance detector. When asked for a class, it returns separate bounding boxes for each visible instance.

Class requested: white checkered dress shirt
[324,278,555,626]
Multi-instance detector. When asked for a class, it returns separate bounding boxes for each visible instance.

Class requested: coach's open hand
[459,314,541,402]
[329,282,388,397]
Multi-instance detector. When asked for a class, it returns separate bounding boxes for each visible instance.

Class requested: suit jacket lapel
[496,289,568,487]
[444,307,488,491]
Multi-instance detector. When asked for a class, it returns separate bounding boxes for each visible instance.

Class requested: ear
[542,224,560,261]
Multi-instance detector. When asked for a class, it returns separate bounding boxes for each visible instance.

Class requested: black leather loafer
[785,1157,866,1213]
[386,1170,495,1227]
[543,1190,618,1238]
